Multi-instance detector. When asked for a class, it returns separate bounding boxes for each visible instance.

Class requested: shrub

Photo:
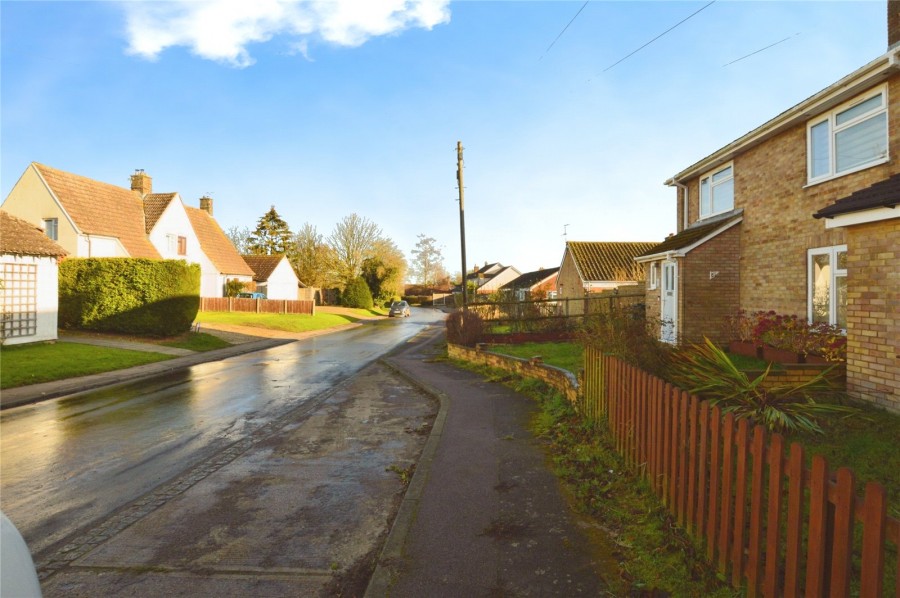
[341,277,374,309]
[59,258,200,336]
[446,310,484,347]
[725,310,847,361]
[579,303,671,378]
[669,338,854,434]
[224,278,246,297]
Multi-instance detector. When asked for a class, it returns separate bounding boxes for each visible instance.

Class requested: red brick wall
[679,224,741,345]
[845,218,899,412]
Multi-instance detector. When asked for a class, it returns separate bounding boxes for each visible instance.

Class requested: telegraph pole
[457,141,468,311]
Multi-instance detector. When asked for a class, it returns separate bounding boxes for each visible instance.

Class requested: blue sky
[0,1,889,277]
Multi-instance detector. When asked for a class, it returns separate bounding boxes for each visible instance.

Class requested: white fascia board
[633,217,743,262]
[666,50,900,185]
[824,207,898,229]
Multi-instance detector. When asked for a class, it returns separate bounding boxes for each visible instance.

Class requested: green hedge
[340,276,374,309]
[59,258,200,336]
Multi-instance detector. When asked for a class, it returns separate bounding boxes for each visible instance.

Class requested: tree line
[227,207,448,306]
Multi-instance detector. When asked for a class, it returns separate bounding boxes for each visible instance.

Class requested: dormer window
[699,164,734,219]
[808,86,888,183]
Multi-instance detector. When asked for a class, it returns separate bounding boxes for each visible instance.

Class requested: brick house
[1,163,253,297]
[637,6,899,411]
[455,262,522,296]
[499,267,560,301]
[557,241,657,315]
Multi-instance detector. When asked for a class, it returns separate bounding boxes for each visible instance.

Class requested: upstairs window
[699,164,734,218]
[808,87,888,183]
[43,218,58,241]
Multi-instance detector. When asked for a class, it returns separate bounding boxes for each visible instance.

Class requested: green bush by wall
[340,276,374,309]
[59,258,200,336]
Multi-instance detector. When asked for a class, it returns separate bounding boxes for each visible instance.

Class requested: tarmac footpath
[367,329,612,597]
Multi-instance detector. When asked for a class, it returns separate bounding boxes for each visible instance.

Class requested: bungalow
[456,262,522,296]
[499,267,560,301]
[241,254,303,300]
[556,241,657,315]
[0,210,68,345]
[1,163,252,297]
[637,5,899,411]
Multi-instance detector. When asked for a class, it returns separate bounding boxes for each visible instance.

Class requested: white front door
[660,261,677,343]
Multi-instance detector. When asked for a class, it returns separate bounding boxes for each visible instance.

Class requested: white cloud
[122,0,451,67]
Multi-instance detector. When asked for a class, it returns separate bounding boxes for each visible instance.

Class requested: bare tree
[328,213,382,285]
[225,225,252,254]
[409,234,445,286]
[290,223,337,289]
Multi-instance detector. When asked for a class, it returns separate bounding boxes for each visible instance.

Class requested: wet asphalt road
[0,310,444,560]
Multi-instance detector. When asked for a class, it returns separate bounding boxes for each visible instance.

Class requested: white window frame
[648,262,658,290]
[807,245,847,329]
[43,218,58,241]
[806,85,888,184]
[699,162,734,219]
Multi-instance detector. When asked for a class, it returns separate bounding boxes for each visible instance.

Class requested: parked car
[389,300,411,317]
[237,292,266,299]
[1,511,41,597]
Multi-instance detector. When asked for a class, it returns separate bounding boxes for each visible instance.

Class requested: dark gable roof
[638,212,742,257]
[242,254,290,282]
[567,241,657,281]
[814,173,900,219]
[0,210,68,257]
[501,267,559,290]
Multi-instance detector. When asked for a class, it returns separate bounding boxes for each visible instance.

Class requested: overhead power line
[538,1,589,62]
[602,0,716,73]
[722,33,800,67]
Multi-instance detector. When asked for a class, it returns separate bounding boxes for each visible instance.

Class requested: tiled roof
[637,212,742,257]
[814,173,900,219]
[142,193,178,233]
[0,210,68,257]
[185,207,254,276]
[33,163,161,258]
[242,254,290,282]
[501,267,559,290]
[567,241,658,281]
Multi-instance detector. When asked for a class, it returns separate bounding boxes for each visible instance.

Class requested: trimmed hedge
[59,258,200,336]
[341,277,374,309]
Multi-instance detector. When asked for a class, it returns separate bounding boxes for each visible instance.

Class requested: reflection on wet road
[0,311,444,555]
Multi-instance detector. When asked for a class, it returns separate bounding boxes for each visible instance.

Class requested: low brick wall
[479,331,577,344]
[447,343,580,404]
[745,362,847,390]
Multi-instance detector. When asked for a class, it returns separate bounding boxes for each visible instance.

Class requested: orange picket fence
[581,346,898,597]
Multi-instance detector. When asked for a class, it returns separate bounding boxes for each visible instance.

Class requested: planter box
[728,340,762,359]
[762,346,802,364]
[802,354,829,365]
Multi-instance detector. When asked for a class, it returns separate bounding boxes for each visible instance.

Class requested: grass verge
[1,342,172,389]
[457,360,736,596]
[196,310,367,333]
[489,342,583,374]
[161,332,231,352]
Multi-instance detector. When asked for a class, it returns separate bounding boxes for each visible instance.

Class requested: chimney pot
[130,171,152,196]
[199,196,214,216]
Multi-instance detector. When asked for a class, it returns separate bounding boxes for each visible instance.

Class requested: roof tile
[0,210,68,257]
[185,207,254,276]
[567,241,657,281]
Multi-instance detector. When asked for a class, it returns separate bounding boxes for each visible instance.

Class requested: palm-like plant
[669,338,853,434]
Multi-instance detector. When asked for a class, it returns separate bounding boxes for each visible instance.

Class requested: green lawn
[160,332,231,352]
[195,309,368,333]
[491,342,583,374]
[0,343,173,389]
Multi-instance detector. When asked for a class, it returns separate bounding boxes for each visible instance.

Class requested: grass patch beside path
[196,310,368,333]
[490,341,583,374]
[161,332,231,352]
[1,342,172,389]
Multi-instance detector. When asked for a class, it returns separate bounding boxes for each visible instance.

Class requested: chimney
[890,0,900,49]
[199,196,214,216]
[130,169,152,195]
